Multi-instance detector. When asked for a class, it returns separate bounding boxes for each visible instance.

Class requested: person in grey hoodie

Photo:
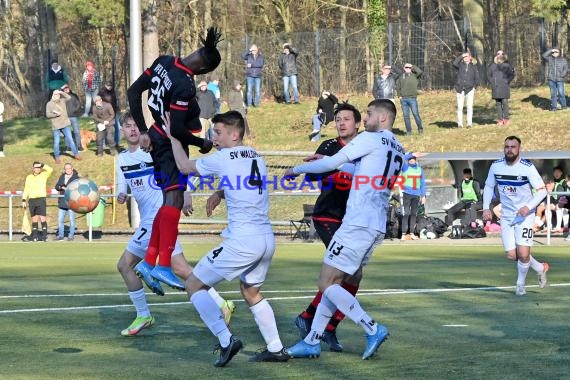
[278,43,300,104]
[542,47,568,111]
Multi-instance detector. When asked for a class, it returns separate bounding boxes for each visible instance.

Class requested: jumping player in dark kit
[127,27,222,293]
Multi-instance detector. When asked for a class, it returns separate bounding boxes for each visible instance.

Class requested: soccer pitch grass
[1,240,569,379]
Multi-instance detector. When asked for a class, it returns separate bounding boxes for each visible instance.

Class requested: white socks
[528,255,545,273]
[128,288,150,318]
[190,290,232,347]
[517,260,530,286]
[207,287,225,308]
[304,296,335,345]
[250,299,283,352]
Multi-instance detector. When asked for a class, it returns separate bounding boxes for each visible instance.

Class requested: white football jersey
[116,148,162,223]
[196,146,272,238]
[484,157,545,220]
[340,130,405,232]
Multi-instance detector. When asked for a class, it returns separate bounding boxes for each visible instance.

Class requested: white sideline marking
[442,325,469,327]
[1,283,570,315]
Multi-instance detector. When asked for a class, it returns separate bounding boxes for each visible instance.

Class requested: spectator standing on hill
[445,168,482,226]
[196,80,217,137]
[46,59,69,97]
[99,81,121,145]
[61,84,83,151]
[0,100,4,157]
[242,44,264,107]
[278,43,300,104]
[92,95,118,156]
[54,163,79,241]
[395,63,424,135]
[453,52,480,128]
[22,162,53,242]
[46,90,81,163]
[310,91,338,141]
[542,47,568,111]
[227,80,252,138]
[482,135,549,296]
[82,60,101,117]
[207,74,222,114]
[488,50,515,125]
[399,156,426,240]
[373,64,399,101]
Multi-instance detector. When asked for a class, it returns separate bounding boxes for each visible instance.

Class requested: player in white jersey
[284,99,404,360]
[115,111,234,337]
[482,135,549,296]
[166,110,288,366]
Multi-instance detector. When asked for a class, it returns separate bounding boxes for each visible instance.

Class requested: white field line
[2,283,570,314]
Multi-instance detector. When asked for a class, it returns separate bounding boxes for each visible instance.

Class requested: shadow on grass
[521,94,552,111]
[431,121,457,129]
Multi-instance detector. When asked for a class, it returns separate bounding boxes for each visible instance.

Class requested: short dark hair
[367,98,397,121]
[212,110,245,139]
[504,135,521,145]
[120,110,134,126]
[553,165,564,173]
[334,102,361,123]
[463,168,472,174]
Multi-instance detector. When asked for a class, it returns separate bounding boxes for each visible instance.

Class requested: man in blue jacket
[242,44,265,107]
[542,47,568,111]
[400,156,426,240]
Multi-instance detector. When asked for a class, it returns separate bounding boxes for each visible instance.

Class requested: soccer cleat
[286,340,321,359]
[150,265,185,291]
[213,335,243,367]
[134,261,165,296]
[322,330,343,352]
[121,316,155,336]
[362,324,389,360]
[249,348,290,362]
[221,300,236,325]
[538,262,550,289]
[515,284,526,296]
[294,315,312,338]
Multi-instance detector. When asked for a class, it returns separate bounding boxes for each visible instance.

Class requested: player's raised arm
[127,72,152,133]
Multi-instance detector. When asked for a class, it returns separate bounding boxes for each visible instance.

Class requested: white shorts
[126,221,183,259]
[323,224,385,275]
[500,214,534,251]
[192,233,276,287]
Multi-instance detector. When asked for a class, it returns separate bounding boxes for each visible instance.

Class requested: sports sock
[207,287,225,308]
[190,289,232,347]
[555,209,563,229]
[157,206,181,267]
[302,291,323,319]
[528,255,545,273]
[304,295,335,345]
[32,222,38,239]
[41,221,48,239]
[144,208,162,266]
[128,288,150,318]
[250,299,283,352]
[516,260,531,286]
[327,281,360,331]
[324,284,377,335]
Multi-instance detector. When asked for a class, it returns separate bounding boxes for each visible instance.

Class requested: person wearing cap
[61,84,83,150]
[395,63,424,135]
[278,43,300,104]
[241,44,265,107]
[488,51,515,125]
[46,90,81,163]
[542,47,568,111]
[452,52,480,128]
[207,74,222,114]
[81,60,101,117]
[22,161,53,242]
[227,80,252,137]
[46,59,69,98]
[127,27,222,292]
[99,81,121,145]
[372,64,399,101]
[399,155,426,240]
[92,95,118,156]
[445,168,482,226]
[196,80,217,137]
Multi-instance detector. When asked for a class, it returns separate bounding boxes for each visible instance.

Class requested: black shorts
[313,218,342,247]
[149,124,189,192]
[28,197,47,217]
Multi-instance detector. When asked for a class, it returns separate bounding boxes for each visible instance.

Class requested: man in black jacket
[54,163,80,241]
[445,168,482,226]
[453,52,480,128]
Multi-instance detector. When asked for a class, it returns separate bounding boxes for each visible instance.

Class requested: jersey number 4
[249,159,263,194]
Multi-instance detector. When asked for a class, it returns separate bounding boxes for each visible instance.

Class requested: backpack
[449,224,486,239]
[415,216,448,238]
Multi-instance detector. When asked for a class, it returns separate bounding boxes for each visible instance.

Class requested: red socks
[144,208,163,266]
[157,205,181,267]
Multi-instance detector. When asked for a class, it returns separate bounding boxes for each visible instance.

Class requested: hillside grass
[0,86,567,233]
